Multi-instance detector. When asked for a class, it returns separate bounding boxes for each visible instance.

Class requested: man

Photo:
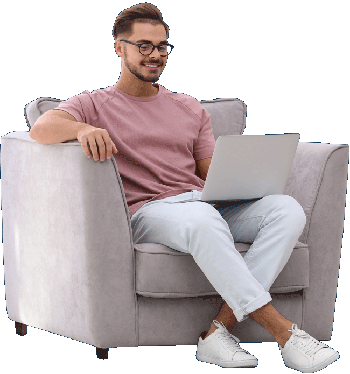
[29,3,339,372]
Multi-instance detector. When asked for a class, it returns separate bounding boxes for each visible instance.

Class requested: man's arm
[29,109,90,144]
[195,157,212,181]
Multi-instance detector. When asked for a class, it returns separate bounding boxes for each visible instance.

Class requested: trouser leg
[131,192,287,322]
[217,194,307,293]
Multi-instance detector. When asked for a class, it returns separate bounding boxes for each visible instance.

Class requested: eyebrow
[136,39,168,44]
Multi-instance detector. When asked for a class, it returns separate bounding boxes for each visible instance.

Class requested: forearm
[29,112,91,145]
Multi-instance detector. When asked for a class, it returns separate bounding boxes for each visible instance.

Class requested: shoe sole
[196,352,258,368]
[284,351,340,373]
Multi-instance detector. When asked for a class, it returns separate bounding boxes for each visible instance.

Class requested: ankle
[209,319,234,333]
[275,323,294,347]
[205,324,219,338]
[277,333,292,348]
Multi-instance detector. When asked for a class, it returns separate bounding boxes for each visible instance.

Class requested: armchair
[1,95,348,359]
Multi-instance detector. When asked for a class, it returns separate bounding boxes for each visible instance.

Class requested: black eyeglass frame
[118,39,174,56]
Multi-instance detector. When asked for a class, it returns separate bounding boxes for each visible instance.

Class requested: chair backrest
[200,98,247,139]
[24,96,247,139]
[24,97,61,130]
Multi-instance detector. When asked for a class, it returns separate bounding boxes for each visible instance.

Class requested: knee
[276,195,307,231]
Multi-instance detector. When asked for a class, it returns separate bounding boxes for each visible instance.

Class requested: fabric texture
[53,83,216,217]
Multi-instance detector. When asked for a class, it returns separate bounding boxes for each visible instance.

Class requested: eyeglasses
[118,39,174,56]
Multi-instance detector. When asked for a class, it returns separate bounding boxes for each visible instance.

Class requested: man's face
[115,22,168,83]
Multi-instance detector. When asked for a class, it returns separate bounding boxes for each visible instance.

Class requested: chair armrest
[284,141,349,339]
[284,141,348,245]
[1,131,137,348]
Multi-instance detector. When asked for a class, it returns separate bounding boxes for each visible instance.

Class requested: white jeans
[131,190,306,322]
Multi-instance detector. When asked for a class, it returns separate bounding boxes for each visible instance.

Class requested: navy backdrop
[0,0,350,372]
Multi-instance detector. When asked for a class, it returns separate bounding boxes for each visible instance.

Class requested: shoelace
[290,326,326,357]
[216,329,249,354]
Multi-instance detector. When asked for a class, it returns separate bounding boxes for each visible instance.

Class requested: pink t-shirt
[53,83,216,218]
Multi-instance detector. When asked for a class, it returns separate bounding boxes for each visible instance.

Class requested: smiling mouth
[143,64,160,70]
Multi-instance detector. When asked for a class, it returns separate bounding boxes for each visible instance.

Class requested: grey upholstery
[1,96,348,353]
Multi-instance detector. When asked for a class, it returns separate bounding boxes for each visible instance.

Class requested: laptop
[200,133,300,203]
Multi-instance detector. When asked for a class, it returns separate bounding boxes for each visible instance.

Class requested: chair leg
[14,322,110,359]
[15,322,27,336]
[96,347,109,359]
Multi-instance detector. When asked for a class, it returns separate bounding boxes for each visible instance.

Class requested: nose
[149,46,162,58]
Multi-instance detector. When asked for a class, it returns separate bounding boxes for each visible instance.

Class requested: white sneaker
[279,324,340,373]
[196,320,258,368]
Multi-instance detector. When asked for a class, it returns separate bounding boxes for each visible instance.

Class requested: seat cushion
[135,241,309,298]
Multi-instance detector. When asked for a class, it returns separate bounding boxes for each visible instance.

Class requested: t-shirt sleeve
[193,106,216,160]
[52,91,89,123]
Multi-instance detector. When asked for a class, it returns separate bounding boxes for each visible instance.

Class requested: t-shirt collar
[113,84,162,102]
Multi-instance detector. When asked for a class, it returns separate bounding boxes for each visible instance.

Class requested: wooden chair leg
[15,322,109,359]
[96,347,109,359]
[15,321,27,336]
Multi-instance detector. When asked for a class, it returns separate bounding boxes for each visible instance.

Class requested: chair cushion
[135,241,309,298]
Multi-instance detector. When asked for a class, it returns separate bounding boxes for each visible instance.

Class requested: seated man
[29,4,340,372]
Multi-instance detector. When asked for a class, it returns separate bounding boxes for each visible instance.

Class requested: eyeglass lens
[140,44,171,55]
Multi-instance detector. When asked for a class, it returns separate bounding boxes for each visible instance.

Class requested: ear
[114,40,121,57]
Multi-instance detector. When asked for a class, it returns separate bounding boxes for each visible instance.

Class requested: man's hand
[77,125,118,162]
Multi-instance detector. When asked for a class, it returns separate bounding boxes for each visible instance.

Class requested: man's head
[112,3,171,85]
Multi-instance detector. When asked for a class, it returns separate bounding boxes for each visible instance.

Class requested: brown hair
[112,2,170,41]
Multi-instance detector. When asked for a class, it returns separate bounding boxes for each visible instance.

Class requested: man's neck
[115,82,159,98]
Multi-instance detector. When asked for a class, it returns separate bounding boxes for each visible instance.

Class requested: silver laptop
[200,133,300,203]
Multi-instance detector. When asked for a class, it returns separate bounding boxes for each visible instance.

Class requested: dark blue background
[0,1,350,373]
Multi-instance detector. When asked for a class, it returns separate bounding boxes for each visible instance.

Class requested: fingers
[88,136,100,161]
[95,134,106,161]
[85,136,118,161]
[81,137,93,159]
[101,132,118,159]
